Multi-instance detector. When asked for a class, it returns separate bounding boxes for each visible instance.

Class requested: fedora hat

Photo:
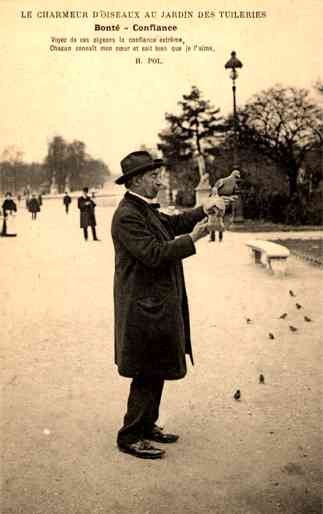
[115,151,164,185]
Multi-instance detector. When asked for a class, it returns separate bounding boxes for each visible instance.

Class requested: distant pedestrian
[208,170,240,243]
[209,229,223,242]
[63,192,72,214]
[208,209,225,243]
[2,192,17,216]
[38,193,43,207]
[1,192,17,236]
[28,194,40,220]
[77,187,99,241]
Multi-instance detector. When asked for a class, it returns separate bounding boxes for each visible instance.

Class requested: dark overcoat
[28,198,40,213]
[2,199,17,216]
[63,194,72,206]
[77,196,96,228]
[111,192,205,380]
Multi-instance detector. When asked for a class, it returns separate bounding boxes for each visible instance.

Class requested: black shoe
[145,426,179,444]
[118,440,165,459]
[93,238,101,241]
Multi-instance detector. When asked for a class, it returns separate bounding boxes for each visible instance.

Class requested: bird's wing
[217,176,236,195]
[214,178,225,191]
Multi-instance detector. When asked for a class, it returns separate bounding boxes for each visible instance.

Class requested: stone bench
[246,239,290,274]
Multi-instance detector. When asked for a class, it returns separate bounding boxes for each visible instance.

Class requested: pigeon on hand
[212,170,240,196]
[289,325,298,332]
[304,316,312,322]
[204,195,226,215]
[233,389,241,400]
[289,290,295,297]
[296,303,302,309]
[259,374,265,384]
[268,333,275,339]
[279,313,288,319]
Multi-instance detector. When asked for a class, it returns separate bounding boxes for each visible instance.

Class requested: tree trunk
[288,169,298,197]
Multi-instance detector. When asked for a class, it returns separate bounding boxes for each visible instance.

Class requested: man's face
[135,168,163,199]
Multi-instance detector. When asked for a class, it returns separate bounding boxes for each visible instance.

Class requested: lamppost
[225,50,243,221]
[225,50,243,167]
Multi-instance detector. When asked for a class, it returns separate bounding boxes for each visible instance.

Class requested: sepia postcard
[1,1,322,513]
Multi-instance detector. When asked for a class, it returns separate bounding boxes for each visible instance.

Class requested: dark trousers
[1,217,16,237]
[1,218,7,235]
[209,230,223,242]
[31,212,37,219]
[83,225,97,240]
[65,204,69,213]
[117,376,164,446]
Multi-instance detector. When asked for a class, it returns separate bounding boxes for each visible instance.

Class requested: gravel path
[1,199,322,514]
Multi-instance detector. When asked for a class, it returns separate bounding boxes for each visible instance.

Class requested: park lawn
[229,221,323,232]
[270,238,323,265]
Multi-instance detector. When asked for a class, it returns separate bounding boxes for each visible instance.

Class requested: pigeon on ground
[289,290,295,297]
[289,325,298,332]
[296,303,302,309]
[304,316,312,322]
[279,313,288,319]
[259,374,265,384]
[268,333,275,339]
[246,318,252,324]
[212,169,241,196]
[233,390,241,400]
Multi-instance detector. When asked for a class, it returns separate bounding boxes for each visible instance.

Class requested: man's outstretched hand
[190,218,209,243]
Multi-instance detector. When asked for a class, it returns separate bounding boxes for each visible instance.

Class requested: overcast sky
[1,0,322,178]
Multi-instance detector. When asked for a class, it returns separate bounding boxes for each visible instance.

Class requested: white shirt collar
[128,191,156,205]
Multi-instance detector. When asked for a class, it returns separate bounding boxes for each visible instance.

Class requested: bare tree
[44,136,110,192]
[238,85,323,196]
[0,145,24,193]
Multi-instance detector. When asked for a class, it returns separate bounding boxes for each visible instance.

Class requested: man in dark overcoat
[111,150,233,459]
[77,187,99,241]
[1,192,17,236]
[28,194,40,220]
[63,192,72,214]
